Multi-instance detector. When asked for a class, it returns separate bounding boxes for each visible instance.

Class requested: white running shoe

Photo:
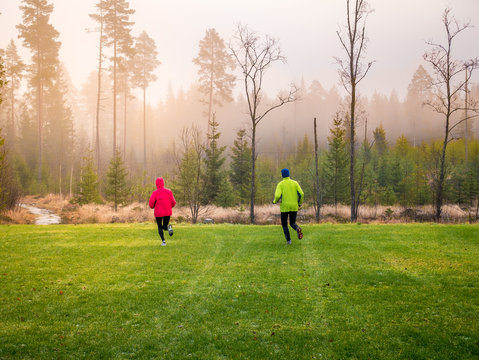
[161,241,166,246]
[167,224,173,236]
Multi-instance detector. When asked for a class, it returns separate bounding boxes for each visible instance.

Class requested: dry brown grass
[0,205,35,224]
[3,194,477,225]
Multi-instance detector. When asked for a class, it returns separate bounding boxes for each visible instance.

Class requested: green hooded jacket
[273,177,304,212]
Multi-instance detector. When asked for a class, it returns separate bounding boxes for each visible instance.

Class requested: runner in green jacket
[273,168,304,244]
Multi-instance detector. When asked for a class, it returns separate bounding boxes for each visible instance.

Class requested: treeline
[2,104,479,221]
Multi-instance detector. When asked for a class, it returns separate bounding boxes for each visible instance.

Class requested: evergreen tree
[373,124,388,156]
[193,28,235,136]
[17,0,60,183]
[44,67,75,195]
[132,30,160,170]
[255,157,276,205]
[324,113,349,207]
[229,129,251,205]
[0,130,21,212]
[215,177,236,208]
[103,0,135,153]
[75,151,102,205]
[106,150,129,211]
[1,40,26,149]
[203,114,226,205]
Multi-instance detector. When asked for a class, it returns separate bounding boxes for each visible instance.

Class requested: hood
[156,177,165,189]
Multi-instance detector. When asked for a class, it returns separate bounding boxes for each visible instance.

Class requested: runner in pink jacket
[149,177,176,246]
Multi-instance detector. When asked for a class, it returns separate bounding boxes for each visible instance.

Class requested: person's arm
[148,192,156,209]
[273,182,282,204]
[297,182,304,206]
[170,191,176,208]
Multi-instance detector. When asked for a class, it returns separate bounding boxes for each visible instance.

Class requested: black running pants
[155,216,170,240]
[280,211,298,241]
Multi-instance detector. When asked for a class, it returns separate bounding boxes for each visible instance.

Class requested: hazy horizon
[1,0,479,105]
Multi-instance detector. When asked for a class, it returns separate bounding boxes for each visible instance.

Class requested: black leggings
[155,216,170,240]
[281,212,299,241]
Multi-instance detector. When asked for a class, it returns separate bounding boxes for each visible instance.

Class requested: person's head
[156,177,165,188]
[281,168,290,178]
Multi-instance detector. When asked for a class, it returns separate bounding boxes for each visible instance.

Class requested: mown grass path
[0,223,478,359]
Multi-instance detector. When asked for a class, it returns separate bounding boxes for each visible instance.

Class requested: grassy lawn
[0,223,478,359]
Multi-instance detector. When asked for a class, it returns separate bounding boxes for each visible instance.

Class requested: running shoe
[296,226,303,239]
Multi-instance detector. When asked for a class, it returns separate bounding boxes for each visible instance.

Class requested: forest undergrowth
[1,194,477,225]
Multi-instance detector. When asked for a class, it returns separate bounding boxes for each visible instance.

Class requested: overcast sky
[1,0,478,104]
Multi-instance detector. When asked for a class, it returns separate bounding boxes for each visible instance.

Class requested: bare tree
[230,24,299,224]
[423,8,479,221]
[335,0,374,222]
[313,117,321,222]
[174,126,204,224]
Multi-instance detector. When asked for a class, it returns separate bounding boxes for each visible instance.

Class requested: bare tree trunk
[113,39,117,153]
[435,125,449,221]
[69,165,73,198]
[250,124,256,224]
[123,87,127,160]
[10,78,15,147]
[59,164,62,198]
[95,9,104,171]
[464,66,469,162]
[143,86,146,172]
[350,85,356,221]
[207,69,213,141]
[314,117,321,222]
[37,82,43,184]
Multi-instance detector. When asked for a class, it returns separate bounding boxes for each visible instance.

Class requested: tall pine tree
[193,28,235,137]
[103,0,134,153]
[17,0,60,183]
[132,30,160,171]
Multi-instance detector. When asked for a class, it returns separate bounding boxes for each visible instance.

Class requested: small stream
[20,204,62,225]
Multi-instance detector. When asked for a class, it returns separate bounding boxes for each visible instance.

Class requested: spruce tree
[17,0,60,183]
[203,114,226,205]
[75,151,102,205]
[230,129,251,205]
[106,150,129,211]
[324,113,349,207]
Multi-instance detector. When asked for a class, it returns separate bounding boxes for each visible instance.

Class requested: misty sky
[1,0,478,104]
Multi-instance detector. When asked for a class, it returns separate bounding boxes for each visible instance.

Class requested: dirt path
[20,204,62,225]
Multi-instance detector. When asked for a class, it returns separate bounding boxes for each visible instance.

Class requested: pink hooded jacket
[149,177,176,217]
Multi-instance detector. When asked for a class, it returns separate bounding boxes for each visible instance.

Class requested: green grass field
[0,223,478,359]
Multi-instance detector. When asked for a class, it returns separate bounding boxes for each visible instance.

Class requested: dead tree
[335,0,374,222]
[423,8,479,221]
[313,117,321,222]
[230,24,299,224]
